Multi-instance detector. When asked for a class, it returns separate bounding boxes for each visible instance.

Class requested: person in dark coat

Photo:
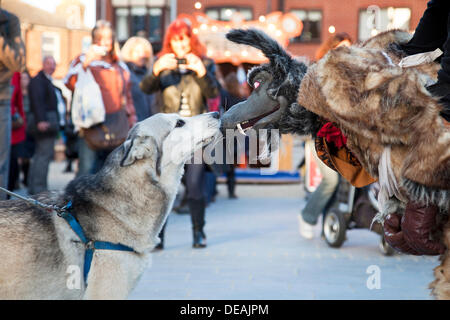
[140,19,219,249]
[400,0,450,121]
[383,0,450,255]
[0,8,25,200]
[121,36,158,121]
[27,56,61,194]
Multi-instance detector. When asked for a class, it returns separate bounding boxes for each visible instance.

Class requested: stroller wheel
[379,235,395,256]
[323,210,347,248]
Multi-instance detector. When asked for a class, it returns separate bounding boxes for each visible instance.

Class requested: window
[205,6,253,21]
[359,6,411,41]
[290,9,322,43]
[149,8,162,43]
[114,6,164,44]
[131,7,147,37]
[115,8,129,42]
[41,32,60,63]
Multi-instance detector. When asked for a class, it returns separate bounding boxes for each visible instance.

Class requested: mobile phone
[92,45,108,56]
[176,58,187,65]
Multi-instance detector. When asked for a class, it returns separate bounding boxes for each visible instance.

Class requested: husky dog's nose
[209,111,220,119]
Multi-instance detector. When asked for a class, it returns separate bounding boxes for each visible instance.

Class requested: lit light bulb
[259,16,266,23]
[194,2,202,9]
[328,25,336,34]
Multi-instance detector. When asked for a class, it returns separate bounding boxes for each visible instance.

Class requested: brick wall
[23,25,90,79]
[177,0,428,61]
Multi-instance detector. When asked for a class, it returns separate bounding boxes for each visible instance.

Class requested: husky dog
[0,112,221,299]
[221,28,449,299]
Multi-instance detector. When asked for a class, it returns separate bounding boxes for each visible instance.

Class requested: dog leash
[0,186,65,213]
[0,186,137,287]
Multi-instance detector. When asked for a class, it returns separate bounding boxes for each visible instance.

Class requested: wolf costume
[222,28,450,299]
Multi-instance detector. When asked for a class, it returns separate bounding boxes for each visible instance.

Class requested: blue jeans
[28,135,56,195]
[76,137,97,177]
[301,144,340,225]
[76,137,113,177]
[0,99,11,200]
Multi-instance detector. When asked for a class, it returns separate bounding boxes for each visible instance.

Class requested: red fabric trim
[317,122,347,149]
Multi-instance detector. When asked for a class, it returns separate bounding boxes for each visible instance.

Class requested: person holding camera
[0,8,25,200]
[65,20,136,177]
[140,19,219,249]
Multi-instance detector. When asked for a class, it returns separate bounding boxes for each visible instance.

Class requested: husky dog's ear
[226,28,293,74]
[120,134,162,176]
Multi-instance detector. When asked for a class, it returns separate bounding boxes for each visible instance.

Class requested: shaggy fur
[0,113,220,299]
[222,28,450,299]
[223,29,321,136]
[296,30,450,300]
[297,30,449,210]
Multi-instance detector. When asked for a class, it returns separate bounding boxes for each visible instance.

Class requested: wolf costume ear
[120,134,162,176]
[226,28,293,74]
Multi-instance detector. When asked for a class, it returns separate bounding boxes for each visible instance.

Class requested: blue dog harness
[58,201,136,286]
[0,187,137,287]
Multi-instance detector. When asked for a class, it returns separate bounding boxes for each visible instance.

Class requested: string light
[194,2,202,9]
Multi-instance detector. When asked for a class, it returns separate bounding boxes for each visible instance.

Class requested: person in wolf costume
[220,28,450,299]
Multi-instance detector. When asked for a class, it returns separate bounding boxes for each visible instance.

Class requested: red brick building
[4,0,91,79]
[97,0,427,60]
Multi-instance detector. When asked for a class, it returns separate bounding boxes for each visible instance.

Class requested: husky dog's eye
[175,119,185,128]
[253,81,261,89]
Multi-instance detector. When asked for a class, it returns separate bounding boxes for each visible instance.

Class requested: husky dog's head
[221,29,321,136]
[120,112,221,175]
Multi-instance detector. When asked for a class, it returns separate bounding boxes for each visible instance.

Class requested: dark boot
[189,199,207,248]
[64,159,73,173]
[227,167,237,199]
[154,222,166,250]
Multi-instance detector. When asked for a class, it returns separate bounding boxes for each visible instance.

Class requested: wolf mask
[220,28,321,136]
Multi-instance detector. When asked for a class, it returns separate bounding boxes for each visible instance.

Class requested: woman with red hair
[140,19,219,249]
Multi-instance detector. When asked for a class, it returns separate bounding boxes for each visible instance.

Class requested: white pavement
[43,161,438,300]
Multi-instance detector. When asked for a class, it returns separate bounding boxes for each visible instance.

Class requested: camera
[176,58,187,65]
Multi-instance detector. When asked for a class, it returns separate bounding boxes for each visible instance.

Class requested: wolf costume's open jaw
[237,104,280,134]
[220,28,320,137]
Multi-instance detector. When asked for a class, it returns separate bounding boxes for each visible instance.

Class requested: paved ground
[39,161,440,299]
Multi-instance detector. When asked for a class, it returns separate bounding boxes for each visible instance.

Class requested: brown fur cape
[297,30,449,212]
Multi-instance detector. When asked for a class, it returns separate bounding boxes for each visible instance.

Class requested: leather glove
[402,202,446,255]
[383,213,422,255]
[383,202,446,256]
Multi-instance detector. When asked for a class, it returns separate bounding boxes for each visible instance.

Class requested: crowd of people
[0,11,247,249]
[1,0,448,257]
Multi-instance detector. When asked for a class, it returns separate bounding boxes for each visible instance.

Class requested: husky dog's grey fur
[0,112,220,299]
